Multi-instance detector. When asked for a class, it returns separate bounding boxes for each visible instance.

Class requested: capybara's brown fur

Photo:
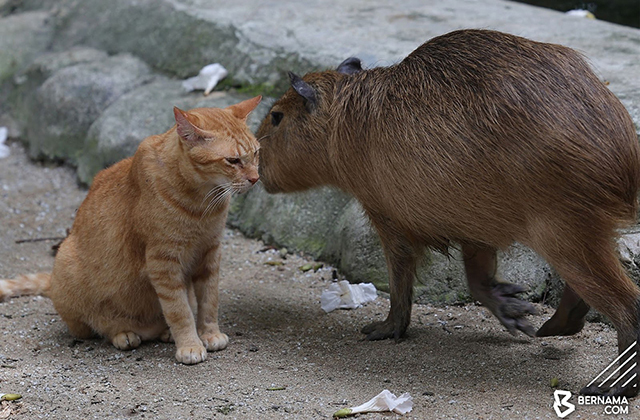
[256,29,640,396]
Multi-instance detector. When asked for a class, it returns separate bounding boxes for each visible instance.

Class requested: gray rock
[0,11,52,85]
[322,199,388,291]
[78,83,270,184]
[42,0,314,92]
[20,47,110,82]
[25,53,154,163]
[8,47,109,137]
[0,10,53,130]
[230,185,353,258]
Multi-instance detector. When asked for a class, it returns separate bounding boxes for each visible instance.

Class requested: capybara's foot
[537,320,585,337]
[200,332,228,351]
[111,331,142,350]
[580,339,638,397]
[581,382,638,398]
[536,308,587,337]
[175,344,207,365]
[361,318,406,341]
[477,282,537,337]
[536,286,590,337]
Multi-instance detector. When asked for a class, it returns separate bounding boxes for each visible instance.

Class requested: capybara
[256,29,640,396]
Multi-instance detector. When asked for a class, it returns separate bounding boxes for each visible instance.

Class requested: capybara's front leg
[462,243,537,337]
[362,219,418,340]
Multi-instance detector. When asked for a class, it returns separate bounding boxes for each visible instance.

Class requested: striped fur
[3,96,261,365]
[0,273,51,300]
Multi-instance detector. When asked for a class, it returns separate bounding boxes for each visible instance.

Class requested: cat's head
[173,96,261,195]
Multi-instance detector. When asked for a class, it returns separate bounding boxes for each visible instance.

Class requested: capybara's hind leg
[537,284,590,337]
[361,218,418,340]
[462,243,537,337]
[540,235,639,397]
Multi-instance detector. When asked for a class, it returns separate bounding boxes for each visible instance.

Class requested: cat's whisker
[202,186,233,218]
[211,190,233,215]
[202,183,232,210]
[257,134,270,143]
[204,182,232,202]
[205,189,229,212]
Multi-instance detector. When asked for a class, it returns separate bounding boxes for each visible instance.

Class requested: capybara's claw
[495,292,537,337]
[475,281,537,337]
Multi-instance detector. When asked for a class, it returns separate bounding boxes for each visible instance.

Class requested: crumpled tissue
[320,280,377,313]
[0,127,9,159]
[566,9,596,19]
[333,389,413,417]
[182,63,228,95]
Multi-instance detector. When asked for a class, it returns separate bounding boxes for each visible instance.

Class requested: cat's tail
[0,273,51,301]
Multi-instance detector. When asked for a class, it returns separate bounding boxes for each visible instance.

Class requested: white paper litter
[182,63,228,95]
[333,390,413,417]
[0,127,9,159]
[566,9,595,19]
[320,280,377,313]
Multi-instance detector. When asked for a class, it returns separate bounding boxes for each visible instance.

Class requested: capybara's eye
[271,111,284,126]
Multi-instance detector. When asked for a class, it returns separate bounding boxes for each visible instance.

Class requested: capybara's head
[256,58,363,193]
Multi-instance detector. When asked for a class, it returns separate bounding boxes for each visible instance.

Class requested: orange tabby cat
[0,96,262,364]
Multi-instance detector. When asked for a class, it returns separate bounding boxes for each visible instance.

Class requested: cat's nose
[248,176,259,185]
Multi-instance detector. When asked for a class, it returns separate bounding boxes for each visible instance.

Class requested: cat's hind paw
[175,344,207,365]
[160,329,174,343]
[201,332,229,351]
[111,332,142,350]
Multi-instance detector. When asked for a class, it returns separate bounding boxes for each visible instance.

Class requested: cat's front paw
[175,344,207,365]
[201,332,229,351]
[111,332,142,350]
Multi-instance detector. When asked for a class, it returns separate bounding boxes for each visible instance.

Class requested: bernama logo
[553,390,630,417]
[553,340,637,418]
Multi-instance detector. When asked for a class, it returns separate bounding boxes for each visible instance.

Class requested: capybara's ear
[288,72,317,110]
[337,57,363,75]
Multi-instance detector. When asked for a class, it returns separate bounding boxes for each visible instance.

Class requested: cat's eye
[225,157,241,165]
[271,111,284,127]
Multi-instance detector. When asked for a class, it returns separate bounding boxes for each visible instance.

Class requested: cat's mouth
[231,180,259,195]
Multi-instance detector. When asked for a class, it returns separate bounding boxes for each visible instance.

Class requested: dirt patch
[0,140,637,419]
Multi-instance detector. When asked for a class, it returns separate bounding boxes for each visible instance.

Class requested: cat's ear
[337,57,362,75]
[173,107,206,145]
[226,96,262,120]
[288,72,317,110]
